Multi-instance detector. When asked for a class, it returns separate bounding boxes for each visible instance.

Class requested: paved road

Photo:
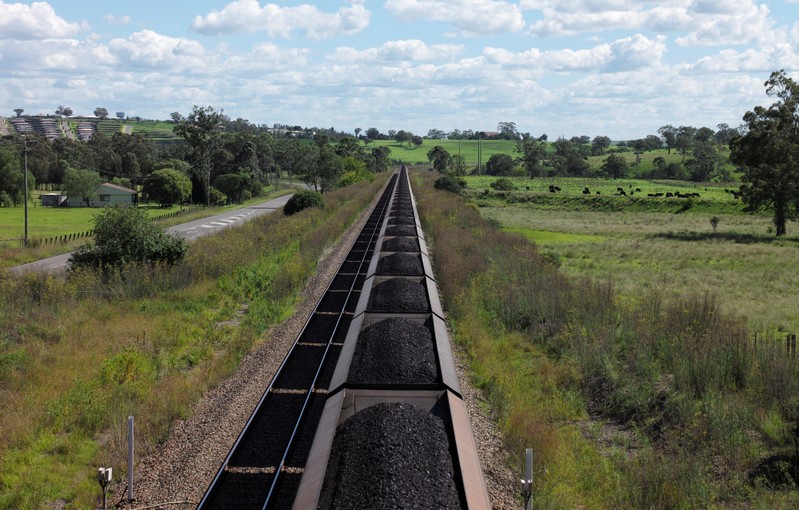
[11,194,292,274]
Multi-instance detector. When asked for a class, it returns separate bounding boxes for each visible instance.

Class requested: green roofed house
[67,182,138,207]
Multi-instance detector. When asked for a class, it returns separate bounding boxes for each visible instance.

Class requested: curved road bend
[10,194,293,274]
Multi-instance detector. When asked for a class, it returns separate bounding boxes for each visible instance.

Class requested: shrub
[490,178,516,191]
[283,189,324,216]
[69,204,187,271]
[433,175,466,194]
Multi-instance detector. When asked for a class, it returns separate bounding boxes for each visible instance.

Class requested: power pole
[23,137,29,247]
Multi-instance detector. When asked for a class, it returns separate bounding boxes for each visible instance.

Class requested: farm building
[40,193,67,207]
[66,182,138,207]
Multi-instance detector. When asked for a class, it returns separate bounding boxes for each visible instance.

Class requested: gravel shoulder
[109,187,519,509]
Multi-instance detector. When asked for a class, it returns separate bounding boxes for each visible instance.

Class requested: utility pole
[23,137,29,247]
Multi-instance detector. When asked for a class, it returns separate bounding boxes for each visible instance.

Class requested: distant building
[66,182,138,207]
[40,193,67,207]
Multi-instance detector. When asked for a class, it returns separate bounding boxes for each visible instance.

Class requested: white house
[67,182,138,207]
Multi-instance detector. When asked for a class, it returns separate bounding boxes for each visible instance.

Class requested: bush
[490,178,516,191]
[69,204,187,271]
[433,175,466,194]
[283,189,324,216]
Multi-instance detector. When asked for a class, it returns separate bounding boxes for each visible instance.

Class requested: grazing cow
[617,187,624,193]
[666,192,674,197]
[636,188,642,193]
[583,188,591,195]
[596,191,601,195]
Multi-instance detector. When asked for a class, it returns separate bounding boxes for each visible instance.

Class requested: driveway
[10,194,292,274]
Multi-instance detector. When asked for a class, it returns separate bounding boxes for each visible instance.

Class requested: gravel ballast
[318,402,461,510]
[349,317,437,384]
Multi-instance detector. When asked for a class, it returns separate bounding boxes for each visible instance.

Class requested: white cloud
[385,0,525,35]
[682,44,799,74]
[483,34,665,73]
[191,0,370,39]
[104,14,131,25]
[0,1,81,40]
[522,0,781,46]
[331,39,464,63]
[108,30,206,69]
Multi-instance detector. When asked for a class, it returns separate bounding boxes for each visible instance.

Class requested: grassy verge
[0,173,390,508]
[0,186,294,268]
[413,170,799,508]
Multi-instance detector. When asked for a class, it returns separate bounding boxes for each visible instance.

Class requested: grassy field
[369,138,735,178]
[0,175,389,508]
[0,186,294,268]
[365,138,519,166]
[466,175,799,338]
[414,169,799,508]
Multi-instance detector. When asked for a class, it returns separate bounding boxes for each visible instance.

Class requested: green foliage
[490,177,516,191]
[63,167,101,206]
[69,204,187,270]
[0,148,33,207]
[485,152,516,176]
[731,70,799,236]
[283,189,324,216]
[426,145,452,172]
[433,175,466,194]
[144,168,192,206]
[601,153,629,179]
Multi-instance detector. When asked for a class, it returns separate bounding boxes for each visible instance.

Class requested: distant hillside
[7,116,182,144]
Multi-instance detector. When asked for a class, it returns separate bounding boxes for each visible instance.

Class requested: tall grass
[0,173,390,508]
[413,170,799,508]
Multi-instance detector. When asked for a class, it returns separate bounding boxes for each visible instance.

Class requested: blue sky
[1,0,798,139]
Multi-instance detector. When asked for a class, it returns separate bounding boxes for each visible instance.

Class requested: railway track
[198,166,490,509]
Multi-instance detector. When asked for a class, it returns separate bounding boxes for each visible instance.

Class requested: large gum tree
[730,70,799,236]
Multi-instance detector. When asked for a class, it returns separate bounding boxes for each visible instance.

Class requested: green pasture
[0,203,187,243]
[365,139,519,166]
[480,202,799,336]
[465,175,742,213]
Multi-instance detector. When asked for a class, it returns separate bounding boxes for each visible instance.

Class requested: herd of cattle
[538,184,744,200]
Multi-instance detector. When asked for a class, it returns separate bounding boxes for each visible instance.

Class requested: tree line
[0,105,393,208]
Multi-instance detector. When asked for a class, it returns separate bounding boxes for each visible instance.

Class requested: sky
[1,0,798,140]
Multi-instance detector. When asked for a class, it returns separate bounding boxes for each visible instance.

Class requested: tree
[354,127,362,139]
[94,107,109,120]
[144,168,192,206]
[173,105,226,204]
[411,135,423,148]
[394,130,411,147]
[427,146,452,173]
[658,125,677,154]
[516,134,547,179]
[367,146,391,173]
[55,105,73,117]
[591,135,611,155]
[485,153,515,176]
[427,128,446,140]
[13,108,23,117]
[170,112,184,124]
[730,70,799,236]
[69,205,187,270]
[687,141,719,181]
[451,154,467,176]
[0,148,34,206]
[365,127,381,140]
[63,167,101,206]
[214,173,252,203]
[601,153,628,179]
[497,121,519,140]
